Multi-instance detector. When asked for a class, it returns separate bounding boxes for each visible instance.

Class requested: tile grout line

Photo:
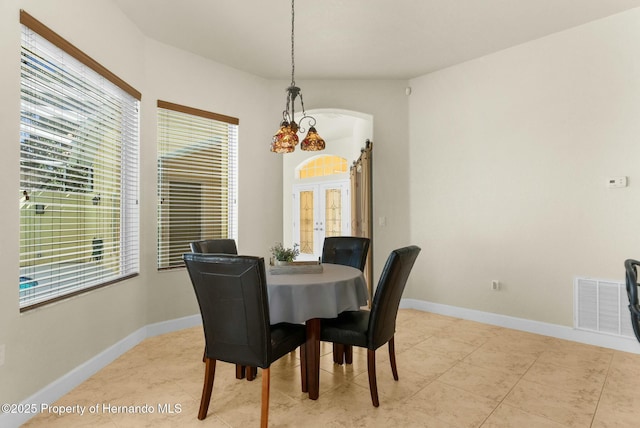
[589,350,616,428]
[476,338,543,427]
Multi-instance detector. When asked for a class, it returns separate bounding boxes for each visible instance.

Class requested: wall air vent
[574,277,634,338]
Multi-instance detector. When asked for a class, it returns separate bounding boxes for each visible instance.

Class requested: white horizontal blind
[19,15,140,309]
[157,101,238,269]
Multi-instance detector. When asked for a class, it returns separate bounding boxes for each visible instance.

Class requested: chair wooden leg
[367,349,379,407]
[388,337,398,381]
[246,366,257,381]
[332,344,353,365]
[260,367,270,428]
[202,347,206,363]
[333,343,345,364]
[344,345,353,364]
[198,358,216,420]
[235,365,246,379]
[299,344,307,393]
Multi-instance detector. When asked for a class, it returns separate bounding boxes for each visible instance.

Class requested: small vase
[274,260,290,266]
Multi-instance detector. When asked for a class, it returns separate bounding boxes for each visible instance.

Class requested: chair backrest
[368,245,421,349]
[184,253,272,368]
[321,236,371,272]
[190,239,238,255]
[624,259,640,342]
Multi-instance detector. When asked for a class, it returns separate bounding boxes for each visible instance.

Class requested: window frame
[156,100,239,270]
[19,10,140,311]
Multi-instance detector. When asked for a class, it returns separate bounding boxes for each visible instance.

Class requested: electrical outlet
[491,280,500,291]
[0,344,5,367]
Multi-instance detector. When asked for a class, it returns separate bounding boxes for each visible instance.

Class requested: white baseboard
[0,314,202,428]
[400,298,640,354]
[146,313,202,337]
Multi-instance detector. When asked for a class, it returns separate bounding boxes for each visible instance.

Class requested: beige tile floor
[22,309,640,427]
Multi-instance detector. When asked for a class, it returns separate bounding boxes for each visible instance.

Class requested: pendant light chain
[270,0,325,153]
[290,0,306,116]
[290,0,295,87]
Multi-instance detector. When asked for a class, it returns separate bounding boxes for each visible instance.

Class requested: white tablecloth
[266,263,368,324]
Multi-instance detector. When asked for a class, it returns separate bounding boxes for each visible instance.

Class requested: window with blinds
[19,11,140,310]
[157,101,238,269]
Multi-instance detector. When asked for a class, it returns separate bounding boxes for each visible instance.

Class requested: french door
[293,180,351,260]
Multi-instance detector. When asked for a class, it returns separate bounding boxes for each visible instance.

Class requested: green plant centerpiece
[270,242,300,264]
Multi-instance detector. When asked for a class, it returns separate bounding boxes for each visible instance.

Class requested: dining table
[266,262,368,400]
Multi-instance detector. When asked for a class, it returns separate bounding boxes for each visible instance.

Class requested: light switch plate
[0,344,5,367]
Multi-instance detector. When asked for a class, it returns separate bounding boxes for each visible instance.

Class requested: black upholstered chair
[320,245,420,407]
[624,259,640,342]
[321,236,370,271]
[189,238,250,377]
[184,253,307,427]
[321,236,371,364]
[190,238,238,254]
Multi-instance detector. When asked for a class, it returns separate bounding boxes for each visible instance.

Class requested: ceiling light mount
[271,0,325,153]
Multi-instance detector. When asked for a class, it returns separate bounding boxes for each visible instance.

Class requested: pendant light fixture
[271,0,325,153]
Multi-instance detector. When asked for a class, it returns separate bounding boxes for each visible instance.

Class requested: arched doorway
[282,109,373,259]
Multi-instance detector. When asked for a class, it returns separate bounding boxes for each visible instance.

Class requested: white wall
[408,8,640,327]
[0,0,279,405]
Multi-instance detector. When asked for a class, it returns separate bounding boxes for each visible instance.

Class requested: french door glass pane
[299,190,314,255]
[325,188,342,237]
